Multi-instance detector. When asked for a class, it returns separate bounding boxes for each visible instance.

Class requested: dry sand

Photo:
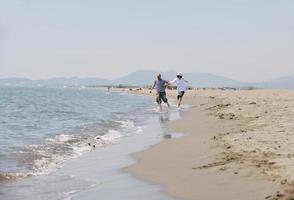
[124,88,294,200]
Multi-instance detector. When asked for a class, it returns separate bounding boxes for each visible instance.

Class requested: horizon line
[0,70,293,84]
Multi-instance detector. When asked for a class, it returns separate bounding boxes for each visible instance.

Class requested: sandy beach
[126,88,294,200]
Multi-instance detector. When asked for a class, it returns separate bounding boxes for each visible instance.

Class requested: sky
[0,0,293,82]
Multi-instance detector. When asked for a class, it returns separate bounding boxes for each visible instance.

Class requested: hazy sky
[0,0,293,82]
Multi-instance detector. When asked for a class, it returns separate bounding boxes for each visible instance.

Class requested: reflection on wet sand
[158,111,170,124]
[159,108,186,140]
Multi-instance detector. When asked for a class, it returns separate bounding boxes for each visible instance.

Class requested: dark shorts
[177,91,185,100]
[156,92,168,104]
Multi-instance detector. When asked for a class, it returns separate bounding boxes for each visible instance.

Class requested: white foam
[19,120,139,180]
[31,144,92,177]
[72,145,91,157]
[93,130,121,146]
[28,137,92,178]
[46,134,74,143]
[32,154,63,175]
[135,126,143,134]
[105,130,121,140]
[117,120,135,128]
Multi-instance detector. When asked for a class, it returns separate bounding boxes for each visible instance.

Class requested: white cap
[177,72,183,76]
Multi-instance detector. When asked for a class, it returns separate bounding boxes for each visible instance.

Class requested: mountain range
[0,70,293,89]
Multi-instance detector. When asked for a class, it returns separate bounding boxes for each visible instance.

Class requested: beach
[1,87,294,200]
[1,0,293,199]
[128,89,294,200]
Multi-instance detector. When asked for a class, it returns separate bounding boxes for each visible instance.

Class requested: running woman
[169,72,188,108]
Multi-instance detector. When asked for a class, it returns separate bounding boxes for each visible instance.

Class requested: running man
[169,72,188,108]
[150,74,170,110]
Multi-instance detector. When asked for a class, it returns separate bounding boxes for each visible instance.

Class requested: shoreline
[126,89,294,200]
[0,89,182,200]
[3,87,293,199]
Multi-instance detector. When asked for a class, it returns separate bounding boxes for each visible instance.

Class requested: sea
[0,87,185,200]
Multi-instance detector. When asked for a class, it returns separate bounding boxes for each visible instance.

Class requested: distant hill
[113,70,177,85]
[256,75,294,89]
[112,70,160,85]
[114,70,294,88]
[0,71,293,88]
[179,72,246,88]
[113,70,246,87]
[0,78,35,87]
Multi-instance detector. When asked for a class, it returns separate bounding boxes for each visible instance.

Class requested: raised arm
[169,78,177,85]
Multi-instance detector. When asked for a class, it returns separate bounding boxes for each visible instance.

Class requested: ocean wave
[46,134,76,143]
[117,120,135,128]
[0,134,92,183]
[0,87,155,185]
[114,119,145,136]
[92,130,121,147]
[0,117,144,183]
[0,128,124,182]
[32,154,64,175]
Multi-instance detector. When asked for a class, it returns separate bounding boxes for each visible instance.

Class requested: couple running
[150,73,188,110]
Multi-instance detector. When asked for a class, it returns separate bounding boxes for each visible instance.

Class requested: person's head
[176,72,183,79]
[157,74,162,80]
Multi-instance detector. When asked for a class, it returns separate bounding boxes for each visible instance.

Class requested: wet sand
[127,89,294,200]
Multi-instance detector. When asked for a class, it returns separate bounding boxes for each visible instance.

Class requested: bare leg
[156,94,162,111]
[176,95,180,108]
[162,93,169,107]
[158,103,162,111]
[166,102,170,107]
[177,97,183,107]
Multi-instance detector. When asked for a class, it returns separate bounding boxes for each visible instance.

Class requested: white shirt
[170,78,186,94]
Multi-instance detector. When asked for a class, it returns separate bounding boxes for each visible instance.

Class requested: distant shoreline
[1,69,293,89]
